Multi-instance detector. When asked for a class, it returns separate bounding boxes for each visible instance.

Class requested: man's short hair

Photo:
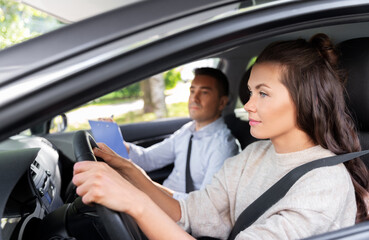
[194,67,229,97]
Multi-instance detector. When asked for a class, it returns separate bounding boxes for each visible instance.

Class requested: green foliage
[91,69,181,104]
[247,56,257,70]
[101,83,141,99]
[91,82,141,105]
[163,69,181,90]
[113,102,188,125]
[0,0,63,49]
[66,101,189,131]
[167,102,188,117]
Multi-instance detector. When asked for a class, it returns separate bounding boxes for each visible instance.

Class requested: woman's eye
[249,90,253,96]
[259,91,268,97]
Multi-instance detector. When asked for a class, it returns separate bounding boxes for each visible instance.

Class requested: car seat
[224,67,256,150]
[339,38,369,167]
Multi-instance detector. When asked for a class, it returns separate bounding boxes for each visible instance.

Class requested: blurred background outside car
[1,0,221,133]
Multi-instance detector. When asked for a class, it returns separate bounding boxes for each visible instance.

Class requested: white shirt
[128,117,240,199]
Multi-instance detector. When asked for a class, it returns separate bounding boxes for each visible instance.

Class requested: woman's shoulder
[294,146,352,188]
[275,162,356,219]
[283,145,351,192]
[304,163,353,189]
[287,162,354,208]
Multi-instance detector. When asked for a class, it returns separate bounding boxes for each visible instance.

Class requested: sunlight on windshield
[0,0,64,50]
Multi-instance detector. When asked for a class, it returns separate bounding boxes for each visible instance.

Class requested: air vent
[30,169,37,180]
[32,160,40,169]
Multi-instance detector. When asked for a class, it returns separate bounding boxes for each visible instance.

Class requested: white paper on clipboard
[88,120,129,158]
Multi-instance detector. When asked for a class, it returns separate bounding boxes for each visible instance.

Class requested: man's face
[188,75,228,130]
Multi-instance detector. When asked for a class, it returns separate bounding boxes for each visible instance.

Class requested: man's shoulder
[209,125,235,142]
[208,117,231,134]
[205,124,241,153]
[170,120,194,136]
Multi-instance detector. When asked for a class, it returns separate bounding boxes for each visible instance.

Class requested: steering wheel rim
[73,130,142,240]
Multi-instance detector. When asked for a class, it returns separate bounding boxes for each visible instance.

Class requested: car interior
[1,1,369,239]
[339,38,369,167]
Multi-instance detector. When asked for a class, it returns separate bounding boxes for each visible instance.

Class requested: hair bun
[310,33,338,68]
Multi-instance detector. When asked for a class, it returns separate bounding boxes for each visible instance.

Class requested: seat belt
[186,135,195,193]
[226,149,369,240]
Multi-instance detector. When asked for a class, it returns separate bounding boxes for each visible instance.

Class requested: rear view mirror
[50,114,68,133]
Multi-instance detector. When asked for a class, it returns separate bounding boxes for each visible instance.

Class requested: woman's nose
[244,96,255,113]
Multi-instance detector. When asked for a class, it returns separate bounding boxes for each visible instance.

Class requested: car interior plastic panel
[339,38,369,167]
[224,67,256,150]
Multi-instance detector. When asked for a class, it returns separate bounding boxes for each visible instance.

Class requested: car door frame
[2,1,369,238]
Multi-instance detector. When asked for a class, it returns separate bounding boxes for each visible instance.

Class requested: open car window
[52,58,220,133]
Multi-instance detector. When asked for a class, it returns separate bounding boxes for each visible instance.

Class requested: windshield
[0,0,288,51]
[0,0,64,50]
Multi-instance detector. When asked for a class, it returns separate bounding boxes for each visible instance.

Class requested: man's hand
[97,116,114,122]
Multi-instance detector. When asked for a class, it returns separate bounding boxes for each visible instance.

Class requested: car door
[3,1,369,239]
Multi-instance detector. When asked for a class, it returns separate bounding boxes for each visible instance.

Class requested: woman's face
[244,63,299,143]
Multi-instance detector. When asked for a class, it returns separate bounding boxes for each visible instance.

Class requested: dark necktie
[185,134,194,193]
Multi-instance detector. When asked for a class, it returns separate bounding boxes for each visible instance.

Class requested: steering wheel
[73,130,143,240]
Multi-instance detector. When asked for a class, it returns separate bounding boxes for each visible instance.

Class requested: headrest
[339,38,369,131]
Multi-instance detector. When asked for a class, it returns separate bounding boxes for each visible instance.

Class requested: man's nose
[190,91,200,102]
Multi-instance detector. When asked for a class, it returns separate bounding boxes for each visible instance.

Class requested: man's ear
[218,95,228,111]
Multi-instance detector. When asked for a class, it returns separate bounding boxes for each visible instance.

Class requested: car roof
[19,0,284,23]
[0,0,242,83]
[20,0,142,23]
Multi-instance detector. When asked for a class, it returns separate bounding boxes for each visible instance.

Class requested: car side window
[52,58,220,133]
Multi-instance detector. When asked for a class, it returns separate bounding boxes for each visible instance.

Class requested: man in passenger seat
[123,67,240,199]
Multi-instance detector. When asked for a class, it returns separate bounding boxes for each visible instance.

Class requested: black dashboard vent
[32,160,40,169]
[30,168,37,180]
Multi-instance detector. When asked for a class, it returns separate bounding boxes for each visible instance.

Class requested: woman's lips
[249,118,261,126]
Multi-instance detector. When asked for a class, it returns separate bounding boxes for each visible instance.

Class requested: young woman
[72,33,369,240]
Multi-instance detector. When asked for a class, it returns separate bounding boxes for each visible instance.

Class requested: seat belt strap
[186,135,195,193]
[227,150,369,240]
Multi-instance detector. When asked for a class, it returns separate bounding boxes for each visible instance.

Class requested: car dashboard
[0,135,63,239]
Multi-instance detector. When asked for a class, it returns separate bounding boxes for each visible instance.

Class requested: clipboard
[88,120,129,158]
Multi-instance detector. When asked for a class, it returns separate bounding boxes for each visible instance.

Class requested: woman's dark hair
[255,33,369,223]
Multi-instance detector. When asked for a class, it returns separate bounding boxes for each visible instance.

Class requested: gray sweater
[178,140,356,239]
